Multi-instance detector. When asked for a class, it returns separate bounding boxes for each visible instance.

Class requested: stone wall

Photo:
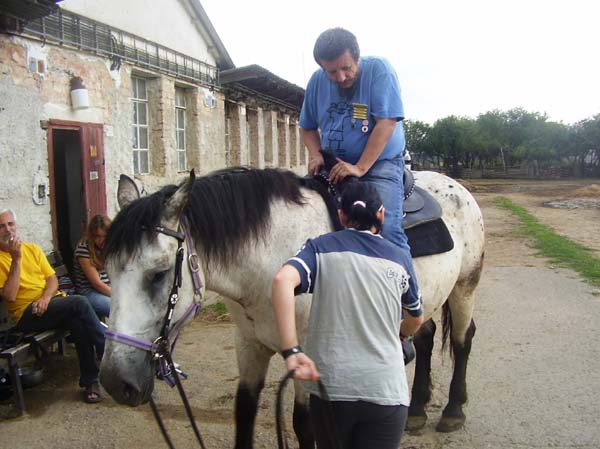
[0,33,307,251]
[0,35,229,249]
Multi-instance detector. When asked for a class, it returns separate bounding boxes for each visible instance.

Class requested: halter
[104,216,206,449]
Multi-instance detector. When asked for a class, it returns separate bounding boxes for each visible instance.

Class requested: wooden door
[80,123,107,221]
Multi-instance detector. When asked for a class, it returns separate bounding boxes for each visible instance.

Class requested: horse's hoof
[436,415,465,432]
[405,414,428,431]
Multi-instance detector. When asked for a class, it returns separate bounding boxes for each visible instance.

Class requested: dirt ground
[1,178,599,449]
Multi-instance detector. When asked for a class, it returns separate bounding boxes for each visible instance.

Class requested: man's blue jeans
[361,157,420,297]
[17,295,105,387]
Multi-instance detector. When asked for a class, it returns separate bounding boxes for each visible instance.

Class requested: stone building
[0,0,306,269]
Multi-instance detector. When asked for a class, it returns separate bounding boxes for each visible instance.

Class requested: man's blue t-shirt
[300,56,406,164]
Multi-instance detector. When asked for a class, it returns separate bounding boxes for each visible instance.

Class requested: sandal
[83,383,102,403]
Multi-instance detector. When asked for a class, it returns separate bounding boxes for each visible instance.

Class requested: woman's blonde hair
[85,214,111,269]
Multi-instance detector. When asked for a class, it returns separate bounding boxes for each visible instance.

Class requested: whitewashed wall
[0,34,227,250]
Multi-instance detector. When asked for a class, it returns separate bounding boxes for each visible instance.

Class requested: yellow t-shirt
[0,242,57,322]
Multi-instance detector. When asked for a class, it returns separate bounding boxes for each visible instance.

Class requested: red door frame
[46,119,107,249]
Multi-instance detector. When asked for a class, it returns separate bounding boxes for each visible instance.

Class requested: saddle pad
[406,218,454,258]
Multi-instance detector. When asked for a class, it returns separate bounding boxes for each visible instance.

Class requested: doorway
[51,129,83,273]
[47,121,106,274]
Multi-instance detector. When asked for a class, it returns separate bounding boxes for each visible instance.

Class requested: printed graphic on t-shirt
[325,102,371,157]
[325,102,352,156]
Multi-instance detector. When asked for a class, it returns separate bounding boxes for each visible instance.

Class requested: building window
[132,76,149,175]
[175,87,187,172]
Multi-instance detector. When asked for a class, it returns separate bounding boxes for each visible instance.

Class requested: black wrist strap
[281,345,303,359]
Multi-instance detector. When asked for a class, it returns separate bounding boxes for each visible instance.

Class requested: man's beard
[337,68,360,100]
[338,83,357,100]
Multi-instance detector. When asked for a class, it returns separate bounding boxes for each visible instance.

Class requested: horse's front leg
[292,380,315,449]
[406,317,436,431]
[233,329,273,449]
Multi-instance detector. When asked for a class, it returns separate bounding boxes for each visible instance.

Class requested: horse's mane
[106,167,340,267]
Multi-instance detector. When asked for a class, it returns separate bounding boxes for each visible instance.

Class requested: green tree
[404,120,431,169]
[428,116,479,177]
[567,114,600,176]
[476,110,510,172]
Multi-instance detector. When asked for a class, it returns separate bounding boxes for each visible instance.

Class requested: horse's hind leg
[233,330,272,449]
[406,317,436,431]
[437,284,477,433]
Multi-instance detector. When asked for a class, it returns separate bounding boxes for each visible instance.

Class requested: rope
[276,370,295,449]
[148,351,207,449]
[150,396,176,449]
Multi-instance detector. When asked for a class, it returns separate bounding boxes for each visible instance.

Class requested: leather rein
[104,216,206,449]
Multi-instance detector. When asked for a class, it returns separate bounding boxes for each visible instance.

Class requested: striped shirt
[73,240,110,293]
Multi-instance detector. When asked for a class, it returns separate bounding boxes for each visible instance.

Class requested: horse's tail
[441,301,453,358]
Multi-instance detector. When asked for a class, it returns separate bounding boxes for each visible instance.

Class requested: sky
[200,0,599,125]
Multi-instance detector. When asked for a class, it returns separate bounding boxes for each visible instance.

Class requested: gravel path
[1,179,599,449]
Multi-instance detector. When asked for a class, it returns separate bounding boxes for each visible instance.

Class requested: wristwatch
[281,345,303,359]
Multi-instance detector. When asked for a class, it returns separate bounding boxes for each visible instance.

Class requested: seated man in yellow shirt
[0,208,105,403]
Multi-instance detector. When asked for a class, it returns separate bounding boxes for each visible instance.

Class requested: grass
[494,196,600,289]
[198,301,231,322]
[204,301,228,316]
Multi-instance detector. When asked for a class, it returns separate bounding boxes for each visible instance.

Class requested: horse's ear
[163,169,195,225]
[117,174,140,209]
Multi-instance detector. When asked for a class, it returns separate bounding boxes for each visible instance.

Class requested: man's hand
[285,352,321,381]
[308,153,325,177]
[31,296,51,316]
[0,236,21,259]
[329,158,367,184]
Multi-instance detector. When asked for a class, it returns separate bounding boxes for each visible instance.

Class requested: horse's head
[100,171,202,406]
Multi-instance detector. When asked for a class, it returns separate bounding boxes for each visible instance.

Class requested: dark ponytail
[339,182,383,233]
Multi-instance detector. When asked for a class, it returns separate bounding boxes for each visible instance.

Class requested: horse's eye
[151,270,168,285]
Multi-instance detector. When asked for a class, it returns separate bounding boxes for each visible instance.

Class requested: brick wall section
[263,110,279,168]
[194,88,227,175]
[277,114,291,169]
[247,108,259,167]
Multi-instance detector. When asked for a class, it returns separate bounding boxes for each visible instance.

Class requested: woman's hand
[285,353,321,381]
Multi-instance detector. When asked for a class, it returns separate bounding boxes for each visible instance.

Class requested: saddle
[401,168,442,229]
[311,150,453,258]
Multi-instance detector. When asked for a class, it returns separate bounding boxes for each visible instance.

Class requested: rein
[105,217,205,449]
[276,371,342,449]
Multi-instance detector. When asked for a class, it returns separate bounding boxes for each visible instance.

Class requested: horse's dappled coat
[100,167,484,449]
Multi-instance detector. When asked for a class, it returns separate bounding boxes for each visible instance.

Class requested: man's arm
[328,117,397,183]
[31,275,58,316]
[300,128,325,176]
[0,238,22,303]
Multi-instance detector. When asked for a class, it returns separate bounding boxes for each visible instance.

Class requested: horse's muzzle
[100,351,154,406]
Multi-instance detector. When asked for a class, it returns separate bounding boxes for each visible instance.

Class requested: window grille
[132,77,149,175]
[175,87,187,172]
[19,8,218,85]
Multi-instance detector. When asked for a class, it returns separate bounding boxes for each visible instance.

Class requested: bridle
[104,216,206,449]
[104,216,342,449]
